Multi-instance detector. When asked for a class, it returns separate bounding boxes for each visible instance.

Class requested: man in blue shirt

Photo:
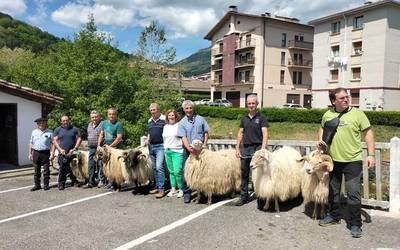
[97,108,124,190]
[28,117,54,191]
[177,100,209,203]
[53,114,82,190]
[146,103,166,198]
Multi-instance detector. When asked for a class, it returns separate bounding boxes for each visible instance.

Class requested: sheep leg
[197,192,202,204]
[321,204,326,219]
[257,198,266,211]
[207,195,212,205]
[274,198,280,213]
[312,202,317,220]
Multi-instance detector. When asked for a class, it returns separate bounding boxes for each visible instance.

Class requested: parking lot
[1,169,400,250]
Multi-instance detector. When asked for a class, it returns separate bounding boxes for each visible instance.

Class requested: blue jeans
[88,147,97,185]
[149,144,165,190]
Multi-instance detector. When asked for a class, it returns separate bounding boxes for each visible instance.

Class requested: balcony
[287,59,313,69]
[212,63,223,71]
[235,57,255,68]
[212,47,223,57]
[212,79,222,85]
[288,40,313,51]
[235,76,254,85]
[235,38,256,50]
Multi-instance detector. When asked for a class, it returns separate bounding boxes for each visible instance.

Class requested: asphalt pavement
[0,172,399,250]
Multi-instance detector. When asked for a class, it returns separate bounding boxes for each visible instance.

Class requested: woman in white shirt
[162,109,184,197]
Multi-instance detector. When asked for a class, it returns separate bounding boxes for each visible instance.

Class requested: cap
[34,117,48,123]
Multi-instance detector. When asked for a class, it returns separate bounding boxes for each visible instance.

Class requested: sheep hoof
[257,198,266,211]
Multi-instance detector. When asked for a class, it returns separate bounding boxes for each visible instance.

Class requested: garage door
[226,91,240,107]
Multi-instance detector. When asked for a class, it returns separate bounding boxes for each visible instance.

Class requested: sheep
[250,146,304,213]
[69,150,89,182]
[124,146,154,193]
[184,140,241,205]
[96,145,131,190]
[298,150,334,219]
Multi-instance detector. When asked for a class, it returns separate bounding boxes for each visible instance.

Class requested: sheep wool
[184,146,241,205]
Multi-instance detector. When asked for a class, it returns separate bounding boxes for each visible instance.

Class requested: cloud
[0,0,27,16]
[28,0,55,24]
[50,0,369,38]
[51,2,135,28]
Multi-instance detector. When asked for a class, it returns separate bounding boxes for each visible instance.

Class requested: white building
[0,79,62,167]
[310,0,400,110]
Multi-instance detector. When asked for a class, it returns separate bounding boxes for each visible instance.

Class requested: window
[295,35,304,41]
[245,34,251,46]
[331,45,340,57]
[292,71,302,84]
[293,53,303,65]
[281,33,287,47]
[331,21,341,34]
[286,94,300,104]
[281,52,285,65]
[330,69,339,81]
[352,67,361,80]
[245,70,251,82]
[353,41,362,56]
[280,70,285,84]
[353,16,363,29]
[350,90,360,106]
[218,43,223,53]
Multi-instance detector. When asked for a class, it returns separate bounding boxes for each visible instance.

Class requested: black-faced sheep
[184,140,241,205]
[298,150,334,219]
[124,146,154,191]
[250,146,303,212]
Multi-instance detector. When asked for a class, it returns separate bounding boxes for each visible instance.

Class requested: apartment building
[204,6,314,108]
[310,0,400,111]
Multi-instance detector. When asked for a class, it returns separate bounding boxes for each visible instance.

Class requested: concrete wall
[384,6,400,89]
[0,92,42,166]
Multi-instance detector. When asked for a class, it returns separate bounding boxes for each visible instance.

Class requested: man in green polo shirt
[317,87,375,238]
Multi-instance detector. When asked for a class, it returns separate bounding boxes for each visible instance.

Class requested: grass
[206,116,400,142]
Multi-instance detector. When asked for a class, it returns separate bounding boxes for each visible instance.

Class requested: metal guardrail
[288,40,313,50]
[236,38,256,50]
[235,57,255,66]
[288,59,313,67]
[207,138,400,212]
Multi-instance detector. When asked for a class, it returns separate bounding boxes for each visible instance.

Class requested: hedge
[195,106,400,126]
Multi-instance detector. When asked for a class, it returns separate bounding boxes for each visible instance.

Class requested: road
[0,170,399,250]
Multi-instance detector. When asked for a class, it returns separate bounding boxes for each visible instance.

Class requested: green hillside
[175,47,210,76]
[0,12,61,53]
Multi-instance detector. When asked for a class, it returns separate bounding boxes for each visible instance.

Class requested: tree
[137,21,176,65]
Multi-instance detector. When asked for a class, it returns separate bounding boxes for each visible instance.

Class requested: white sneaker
[167,190,177,197]
[176,190,183,198]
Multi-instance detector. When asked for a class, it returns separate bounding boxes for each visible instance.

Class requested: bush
[196,106,400,126]
[183,93,210,101]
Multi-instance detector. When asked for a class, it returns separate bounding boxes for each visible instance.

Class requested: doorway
[0,104,18,166]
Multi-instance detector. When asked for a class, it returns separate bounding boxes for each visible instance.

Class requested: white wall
[0,92,42,166]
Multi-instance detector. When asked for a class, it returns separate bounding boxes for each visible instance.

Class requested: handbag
[322,109,348,145]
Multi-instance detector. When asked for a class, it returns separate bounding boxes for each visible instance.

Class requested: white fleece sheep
[184,140,241,205]
[69,150,89,182]
[299,150,334,219]
[96,145,131,188]
[250,146,304,212]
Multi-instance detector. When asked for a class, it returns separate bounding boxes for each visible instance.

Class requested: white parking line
[0,192,112,225]
[113,198,235,250]
[0,181,63,194]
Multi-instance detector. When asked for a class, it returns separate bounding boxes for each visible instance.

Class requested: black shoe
[319,215,340,226]
[30,186,41,191]
[350,225,362,238]
[183,194,191,204]
[43,186,50,191]
[70,181,79,187]
[58,185,65,190]
[231,199,247,206]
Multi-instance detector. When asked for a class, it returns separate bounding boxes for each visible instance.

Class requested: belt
[33,149,51,153]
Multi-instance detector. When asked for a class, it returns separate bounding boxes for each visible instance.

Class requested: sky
[0,0,370,61]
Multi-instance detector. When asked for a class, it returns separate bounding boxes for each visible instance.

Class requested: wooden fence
[207,137,400,213]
